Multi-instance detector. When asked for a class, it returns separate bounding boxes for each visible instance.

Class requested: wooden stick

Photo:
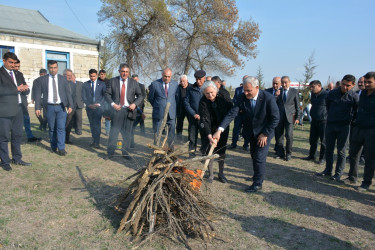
[155,102,171,147]
[201,145,215,177]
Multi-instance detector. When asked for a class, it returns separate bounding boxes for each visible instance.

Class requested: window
[0,46,15,67]
[45,51,70,75]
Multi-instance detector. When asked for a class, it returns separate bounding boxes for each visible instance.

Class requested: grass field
[0,107,374,249]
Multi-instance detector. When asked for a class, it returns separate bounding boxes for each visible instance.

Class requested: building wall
[0,34,98,94]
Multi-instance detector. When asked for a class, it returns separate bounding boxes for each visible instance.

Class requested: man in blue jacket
[148,68,178,147]
[82,69,106,148]
[213,76,279,192]
[184,70,206,156]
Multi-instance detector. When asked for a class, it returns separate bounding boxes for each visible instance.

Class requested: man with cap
[184,70,205,156]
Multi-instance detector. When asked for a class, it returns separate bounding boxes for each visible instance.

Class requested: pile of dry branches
[113,104,219,248]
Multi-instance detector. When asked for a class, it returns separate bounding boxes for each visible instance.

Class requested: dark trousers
[86,107,104,144]
[0,105,23,164]
[47,104,67,151]
[176,108,187,135]
[36,106,48,130]
[65,109,75,141]
[249,132,273,186]
[107,108,133,156]
[308,119,326,160]
[131,114,143,147]
[324,123,350,175]
[73,108,83,134]
[231,115,243,146]
[275,116,294,156]
[349,127,375,186]
[152,117,176,146]
[187,115,200,153]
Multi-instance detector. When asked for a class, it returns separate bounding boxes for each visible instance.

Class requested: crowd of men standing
[1,51,374,193]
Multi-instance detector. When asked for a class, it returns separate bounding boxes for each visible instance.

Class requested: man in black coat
[0,52,31,171]
[316,74,359,181]
[175,74,191,140]
[303,80,327,164]
[274,76,301,161]
[104,63,144,159]
[34,60,73,156]
[31,69,48,131]
[266,76,281,153]
[214,76,279,192]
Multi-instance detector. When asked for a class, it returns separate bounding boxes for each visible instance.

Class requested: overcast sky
[1,0,374,87]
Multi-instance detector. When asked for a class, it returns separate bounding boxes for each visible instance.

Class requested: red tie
[165,83,168,97]
[120,79,126,107]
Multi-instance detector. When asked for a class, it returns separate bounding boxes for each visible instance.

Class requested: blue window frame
[45,50,70,75]
[0,46,15,67]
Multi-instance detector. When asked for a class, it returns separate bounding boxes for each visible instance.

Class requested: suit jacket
[82,80,106,107]
[148,78,178,120]
[105,76,144,115]
[220,90,280,139]
[138,82,146,110]
[276,87,301,123]
[33,74,73,111]
[184,82,202,117]
[75,81,84,109]
[176,83,192,116]
[14,70,30,113]
[232,86,243,105]
[0,66,21,117]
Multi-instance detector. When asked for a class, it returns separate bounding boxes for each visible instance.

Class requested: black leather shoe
[227,144,237,150]
[316,170,332,177]
[218,173,228,183]
[245,184,262,193]
[28,137,42,142]
[11,159,32,166]
[94,144,101,149]
[318,159,326,165]
[75,131,82,135]
[330,173,341,181]
[90,142,95,147]
[303,156,315,161]
[1,163,12,171]
[343,176,357,185]
[285,155,292,161]
[242,145,249,151]
[357,184,369,192]
[57,149,67,156]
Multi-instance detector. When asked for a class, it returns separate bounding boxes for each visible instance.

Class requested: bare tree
[298,51,318,105]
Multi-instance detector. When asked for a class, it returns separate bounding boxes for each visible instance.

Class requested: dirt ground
[0,107,374,249]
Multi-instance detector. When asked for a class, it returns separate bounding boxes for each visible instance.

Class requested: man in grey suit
[275,76,301,161]
[34,60,73,156]
[64,69,84,143]
[148,68,178,146]
[105,63,144,160]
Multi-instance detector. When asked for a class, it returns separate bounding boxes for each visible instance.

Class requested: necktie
[251,99,256,113]
[52,75,58,103]
[283,90,287,103]
[165,83,168,97]
[92,81,95,102]
[120,79,126,107]
[9,71,15,82]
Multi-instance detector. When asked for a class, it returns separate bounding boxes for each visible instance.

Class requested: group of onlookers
[1,51,374,194]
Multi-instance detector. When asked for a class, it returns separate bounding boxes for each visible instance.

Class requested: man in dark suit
[99,69,111,136]
[149,68,178,146]
[14,59,41,142]
[105,63,144,159]
[32,69,48,131]
[131,74,146,134]
[64,69,84,143]
[213,76,279,192]
[175,74,191,140]
[265,76,281,153]
[0,52,31,171]
[34,60,73,156]
[82,69,107,148]
[212,76,231,102]
[184,70,206,156]
[275,76,301,161]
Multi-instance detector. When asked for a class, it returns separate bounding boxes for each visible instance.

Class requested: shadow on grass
[262,191,375,234]
[74,166,124,231]
[224,212,358,249]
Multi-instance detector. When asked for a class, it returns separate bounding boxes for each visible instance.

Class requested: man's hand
[194,114,200,120]
[275,89,280,96]
[141,113,146,120]
[213,130,222,142]
[17,84,29,92]
[294,120,299,125]
[257,133,268,148]
[128,103,136,111]
[113,104,121,111]
[35,110,41,117]
[67,107,73,114]
[88,104,97,109]
[208,134,217,147]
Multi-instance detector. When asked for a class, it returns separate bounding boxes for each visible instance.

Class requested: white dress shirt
[111,77,129,107]
[48,74,61,104]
